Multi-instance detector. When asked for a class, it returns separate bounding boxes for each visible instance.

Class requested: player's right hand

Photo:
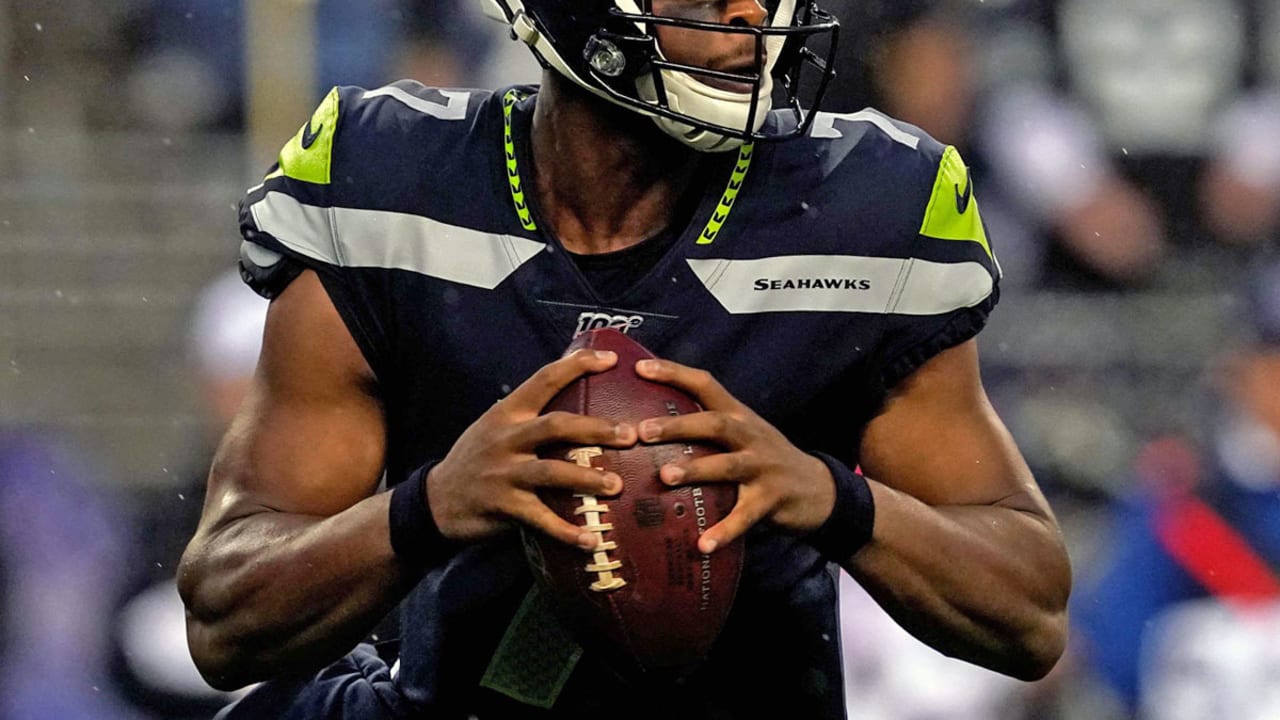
[426,349,637,549]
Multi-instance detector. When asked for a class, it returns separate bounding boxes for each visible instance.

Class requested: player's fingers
[633,359,738,411]
[517,411,637,449]
[657,451,750,487]
[700,489,770,554]
[516,459,624,497]
[638,410,746,449]
[506,349,618,411]
[509,494,600,550]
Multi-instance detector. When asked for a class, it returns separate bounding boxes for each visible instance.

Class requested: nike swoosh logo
[954,169,973,215]
[301,120,323,150]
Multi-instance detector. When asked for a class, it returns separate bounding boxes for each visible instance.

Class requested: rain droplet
[178,493,186,500]
[33,22,43,32]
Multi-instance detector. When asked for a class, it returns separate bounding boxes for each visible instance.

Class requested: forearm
[178,491,410,689]
[843,480,1071,680]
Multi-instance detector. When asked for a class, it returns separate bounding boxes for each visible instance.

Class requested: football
[524,328,744,673]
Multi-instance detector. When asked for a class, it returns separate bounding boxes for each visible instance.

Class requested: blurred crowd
[2,0,1280,718]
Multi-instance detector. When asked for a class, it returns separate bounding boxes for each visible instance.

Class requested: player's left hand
[634,358,837,554]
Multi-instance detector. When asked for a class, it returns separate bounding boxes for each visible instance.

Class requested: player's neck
[531,72,702,255]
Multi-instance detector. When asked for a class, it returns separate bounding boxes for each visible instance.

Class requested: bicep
[200,270,387,530]
[859,340,1047,513]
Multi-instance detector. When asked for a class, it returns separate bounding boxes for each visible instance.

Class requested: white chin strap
[485,0,795,152]
[624,0,797,152]
[637,70,774,152]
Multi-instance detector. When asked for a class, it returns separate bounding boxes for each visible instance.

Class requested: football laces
[574,494,627,592]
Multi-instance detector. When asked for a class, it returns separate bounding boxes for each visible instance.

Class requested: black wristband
[388,460,454,571]
[805,452,876,562]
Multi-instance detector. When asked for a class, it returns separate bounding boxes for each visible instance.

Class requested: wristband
[389,460,454,571]
[805,452,876,562]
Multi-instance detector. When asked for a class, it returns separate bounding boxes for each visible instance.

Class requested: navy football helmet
[481,0,839,152]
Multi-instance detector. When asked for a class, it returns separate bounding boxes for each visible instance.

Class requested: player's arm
[178,270,402,690]
[635,340,1070,680]
[179,270,633,690]
[846,339,1070,681]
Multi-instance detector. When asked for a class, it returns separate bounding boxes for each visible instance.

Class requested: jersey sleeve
[869,144,1002,394]
[236,85,395,381]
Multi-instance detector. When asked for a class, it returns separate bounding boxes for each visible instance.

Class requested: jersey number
[810,111,920,149]
[361,86,471,121]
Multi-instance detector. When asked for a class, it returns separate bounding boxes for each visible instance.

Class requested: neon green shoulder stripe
[919,145,991,258]
[278,87,341,185]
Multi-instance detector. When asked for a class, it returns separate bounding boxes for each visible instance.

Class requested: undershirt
[566,227,682,301]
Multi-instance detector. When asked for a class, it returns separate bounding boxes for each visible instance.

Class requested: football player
[179,1,1072,717]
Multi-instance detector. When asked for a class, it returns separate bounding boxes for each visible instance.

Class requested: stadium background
[2,0,1279,718]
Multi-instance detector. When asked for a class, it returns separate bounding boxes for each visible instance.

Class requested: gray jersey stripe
[686,255,992,315]
[249,191,546,289]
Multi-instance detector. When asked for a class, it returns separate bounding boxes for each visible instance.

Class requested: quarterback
[179,0,1072,717]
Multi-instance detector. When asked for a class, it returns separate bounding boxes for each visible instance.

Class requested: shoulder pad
[264,82,488,190]
[273,86,342,186]
[918,145,992,261]
[238,240,304,300]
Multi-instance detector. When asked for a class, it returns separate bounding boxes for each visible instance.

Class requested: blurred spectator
[994,0,1280,284]
[1072,255,1280,717]
[110,269,267,718]
[121,0,409,131]
[397,0,497,87]
[0,433,137,719]
[1053,0,1280,251]
[820,0,1165,290]
[824,0,1280,290]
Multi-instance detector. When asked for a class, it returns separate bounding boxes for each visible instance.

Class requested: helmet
[481,0,839,152]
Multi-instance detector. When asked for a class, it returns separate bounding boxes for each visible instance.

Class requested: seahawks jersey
[237,80,1000,719]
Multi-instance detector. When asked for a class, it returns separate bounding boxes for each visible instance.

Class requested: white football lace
[574,494,626,592]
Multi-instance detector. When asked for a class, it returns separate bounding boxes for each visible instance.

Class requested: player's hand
[634,358,837,554]
[427,350,637,549]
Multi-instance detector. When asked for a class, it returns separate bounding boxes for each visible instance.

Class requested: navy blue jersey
[237,81,1000,719]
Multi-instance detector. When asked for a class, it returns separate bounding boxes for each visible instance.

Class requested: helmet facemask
[484,0,839,151]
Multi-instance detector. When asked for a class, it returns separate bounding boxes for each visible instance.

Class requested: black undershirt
[565,168,711,301]
[567,226,683,301]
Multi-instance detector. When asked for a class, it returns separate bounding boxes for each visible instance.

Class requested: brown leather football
[525,328,743,673]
